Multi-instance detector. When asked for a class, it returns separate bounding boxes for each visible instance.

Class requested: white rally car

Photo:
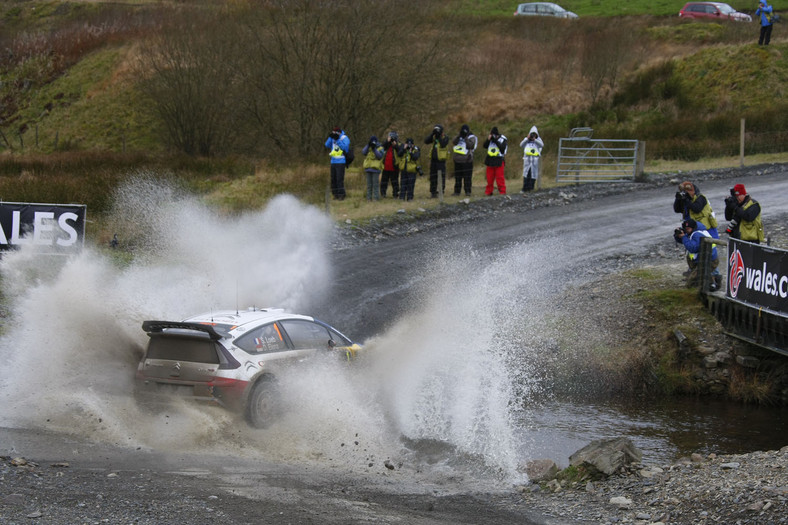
[135,307,361,427]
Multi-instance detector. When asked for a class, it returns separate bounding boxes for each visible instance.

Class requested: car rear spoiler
[142,320,224,341]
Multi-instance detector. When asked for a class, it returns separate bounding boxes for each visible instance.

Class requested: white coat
[519,125,544,180]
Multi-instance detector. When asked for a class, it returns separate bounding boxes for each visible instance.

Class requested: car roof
[183,308,313,332]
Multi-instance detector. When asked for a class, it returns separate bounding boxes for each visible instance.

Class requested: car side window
[235,322,288,354]
[279,319,332,350]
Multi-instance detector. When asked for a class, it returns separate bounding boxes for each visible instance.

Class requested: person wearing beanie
[397,138,421,201]
[380,131,402,198]
[519,125,544,193]
[674,219,721,290]
[451,124,478,196]
[672,180,719,238]
[324,126,351,200]
[724,183,765,243]
[483,126,508,196]
[755,0,774,45]
[424,124,450,198]
[362,135,384,201]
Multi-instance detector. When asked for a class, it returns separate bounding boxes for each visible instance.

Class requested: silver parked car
[514,2,579,18]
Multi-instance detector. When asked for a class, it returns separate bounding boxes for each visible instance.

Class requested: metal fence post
[739,118,745,167]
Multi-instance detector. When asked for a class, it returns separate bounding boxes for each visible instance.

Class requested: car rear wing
[142,320,224,341]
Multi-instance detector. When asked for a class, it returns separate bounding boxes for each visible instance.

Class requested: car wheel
[246,378,280,429]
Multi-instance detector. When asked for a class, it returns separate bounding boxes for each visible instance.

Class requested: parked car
[679,2,752,22]
[135,307,362,428]
[514,2,578,18]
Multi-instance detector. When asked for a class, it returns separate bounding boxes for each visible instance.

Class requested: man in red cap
[723,183,765,243]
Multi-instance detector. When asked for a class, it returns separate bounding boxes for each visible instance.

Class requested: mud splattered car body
[135,307,361,427]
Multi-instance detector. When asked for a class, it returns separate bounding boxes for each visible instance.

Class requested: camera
[673,227,684,242]
[529,132,537,140]
[725,219,738,235]
[416,166,424,176]
[329,131,340,140]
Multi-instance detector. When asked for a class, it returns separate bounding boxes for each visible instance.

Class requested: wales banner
[0,202,86,252]
[727,239,788,316]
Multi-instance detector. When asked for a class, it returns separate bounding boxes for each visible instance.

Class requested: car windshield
[716,3,736,14]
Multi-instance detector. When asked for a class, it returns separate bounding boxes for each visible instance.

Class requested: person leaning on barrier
[673,181,719,239]
[723,183,765,244]
[674,219,722,290]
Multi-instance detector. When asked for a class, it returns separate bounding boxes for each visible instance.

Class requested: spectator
[324,126,350,200]
[673,181,719,239]
[424,124,450,198]
[674,219,722,290]
[398,138,421,201]
[519,126,544,193]
[724,183,765,243]
[756,0,774,45]
[452,124,477,196]
[380,131,401,198]
[483,126,508,196]
[362,135,384,201]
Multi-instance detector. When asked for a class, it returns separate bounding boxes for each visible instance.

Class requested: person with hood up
[674,219,722,290]
[755,0,774,45]
[424,124,450,198]
[673,181,719,239]
[483,126,508,196]
[380,131,401,198]
[452,124,477,196]
[723,183,765,243]
[398,138,421,201]
[519,126,544,193]
[362,135,384,201]
[324,126,350,200]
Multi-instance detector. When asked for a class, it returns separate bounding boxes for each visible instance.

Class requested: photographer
[424,124,450,198]
[723,183,765,243]
[324,126,350,200]
[674,219,722,290]
[519,126,544,193]
[380,131,402,198]
[451,124,477,196]
[673,181,719,238]
[483,126,508,196]
[361,135,384,201]
[397,138,421,201]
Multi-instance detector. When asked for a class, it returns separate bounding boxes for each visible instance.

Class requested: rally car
[135,307,361,428]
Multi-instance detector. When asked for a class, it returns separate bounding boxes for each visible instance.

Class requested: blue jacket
[682,222,718,261]
[325,131,350,164]
[756,3,773,26]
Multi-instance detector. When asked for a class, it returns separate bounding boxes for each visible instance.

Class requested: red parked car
[679,2,753,22]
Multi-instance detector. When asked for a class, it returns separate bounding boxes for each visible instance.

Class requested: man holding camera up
[324,126,350,200]
[380,131,401,199]
[483,126,508,196]
[424,124,450,198]
[674,219,722,290]
[452,124,477,196]
[673,181,719,239]
[519,126,543,193]
[724,183,765,243]
[398,138,421,201]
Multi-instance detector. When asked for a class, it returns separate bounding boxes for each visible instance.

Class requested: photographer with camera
[324,126,350,200]
[519,126,544,193]
[380,131,402,198]
[724,183,765,243]
[397,138,421,201]
[756,0,774,46]
[361,135,384,201]
[424,124,450,198]
[672,181,719,239]
[451,124,477,196]
[674,219,722,290]
[483,126,508,196]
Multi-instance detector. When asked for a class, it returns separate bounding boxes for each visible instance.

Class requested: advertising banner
[0,202,86,252]
[727,238,788,316]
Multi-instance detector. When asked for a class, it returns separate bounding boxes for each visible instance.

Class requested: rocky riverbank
[516,446,788,524]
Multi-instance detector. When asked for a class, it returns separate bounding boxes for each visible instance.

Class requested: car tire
[246,378,280,429]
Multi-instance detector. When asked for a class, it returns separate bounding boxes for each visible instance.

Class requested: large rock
[569,437,642,476]
[523,459,559,482]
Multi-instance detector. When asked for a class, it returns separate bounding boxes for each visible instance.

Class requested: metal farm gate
[556,128,641,183]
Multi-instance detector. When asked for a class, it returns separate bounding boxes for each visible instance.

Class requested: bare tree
[136,11,248,156]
